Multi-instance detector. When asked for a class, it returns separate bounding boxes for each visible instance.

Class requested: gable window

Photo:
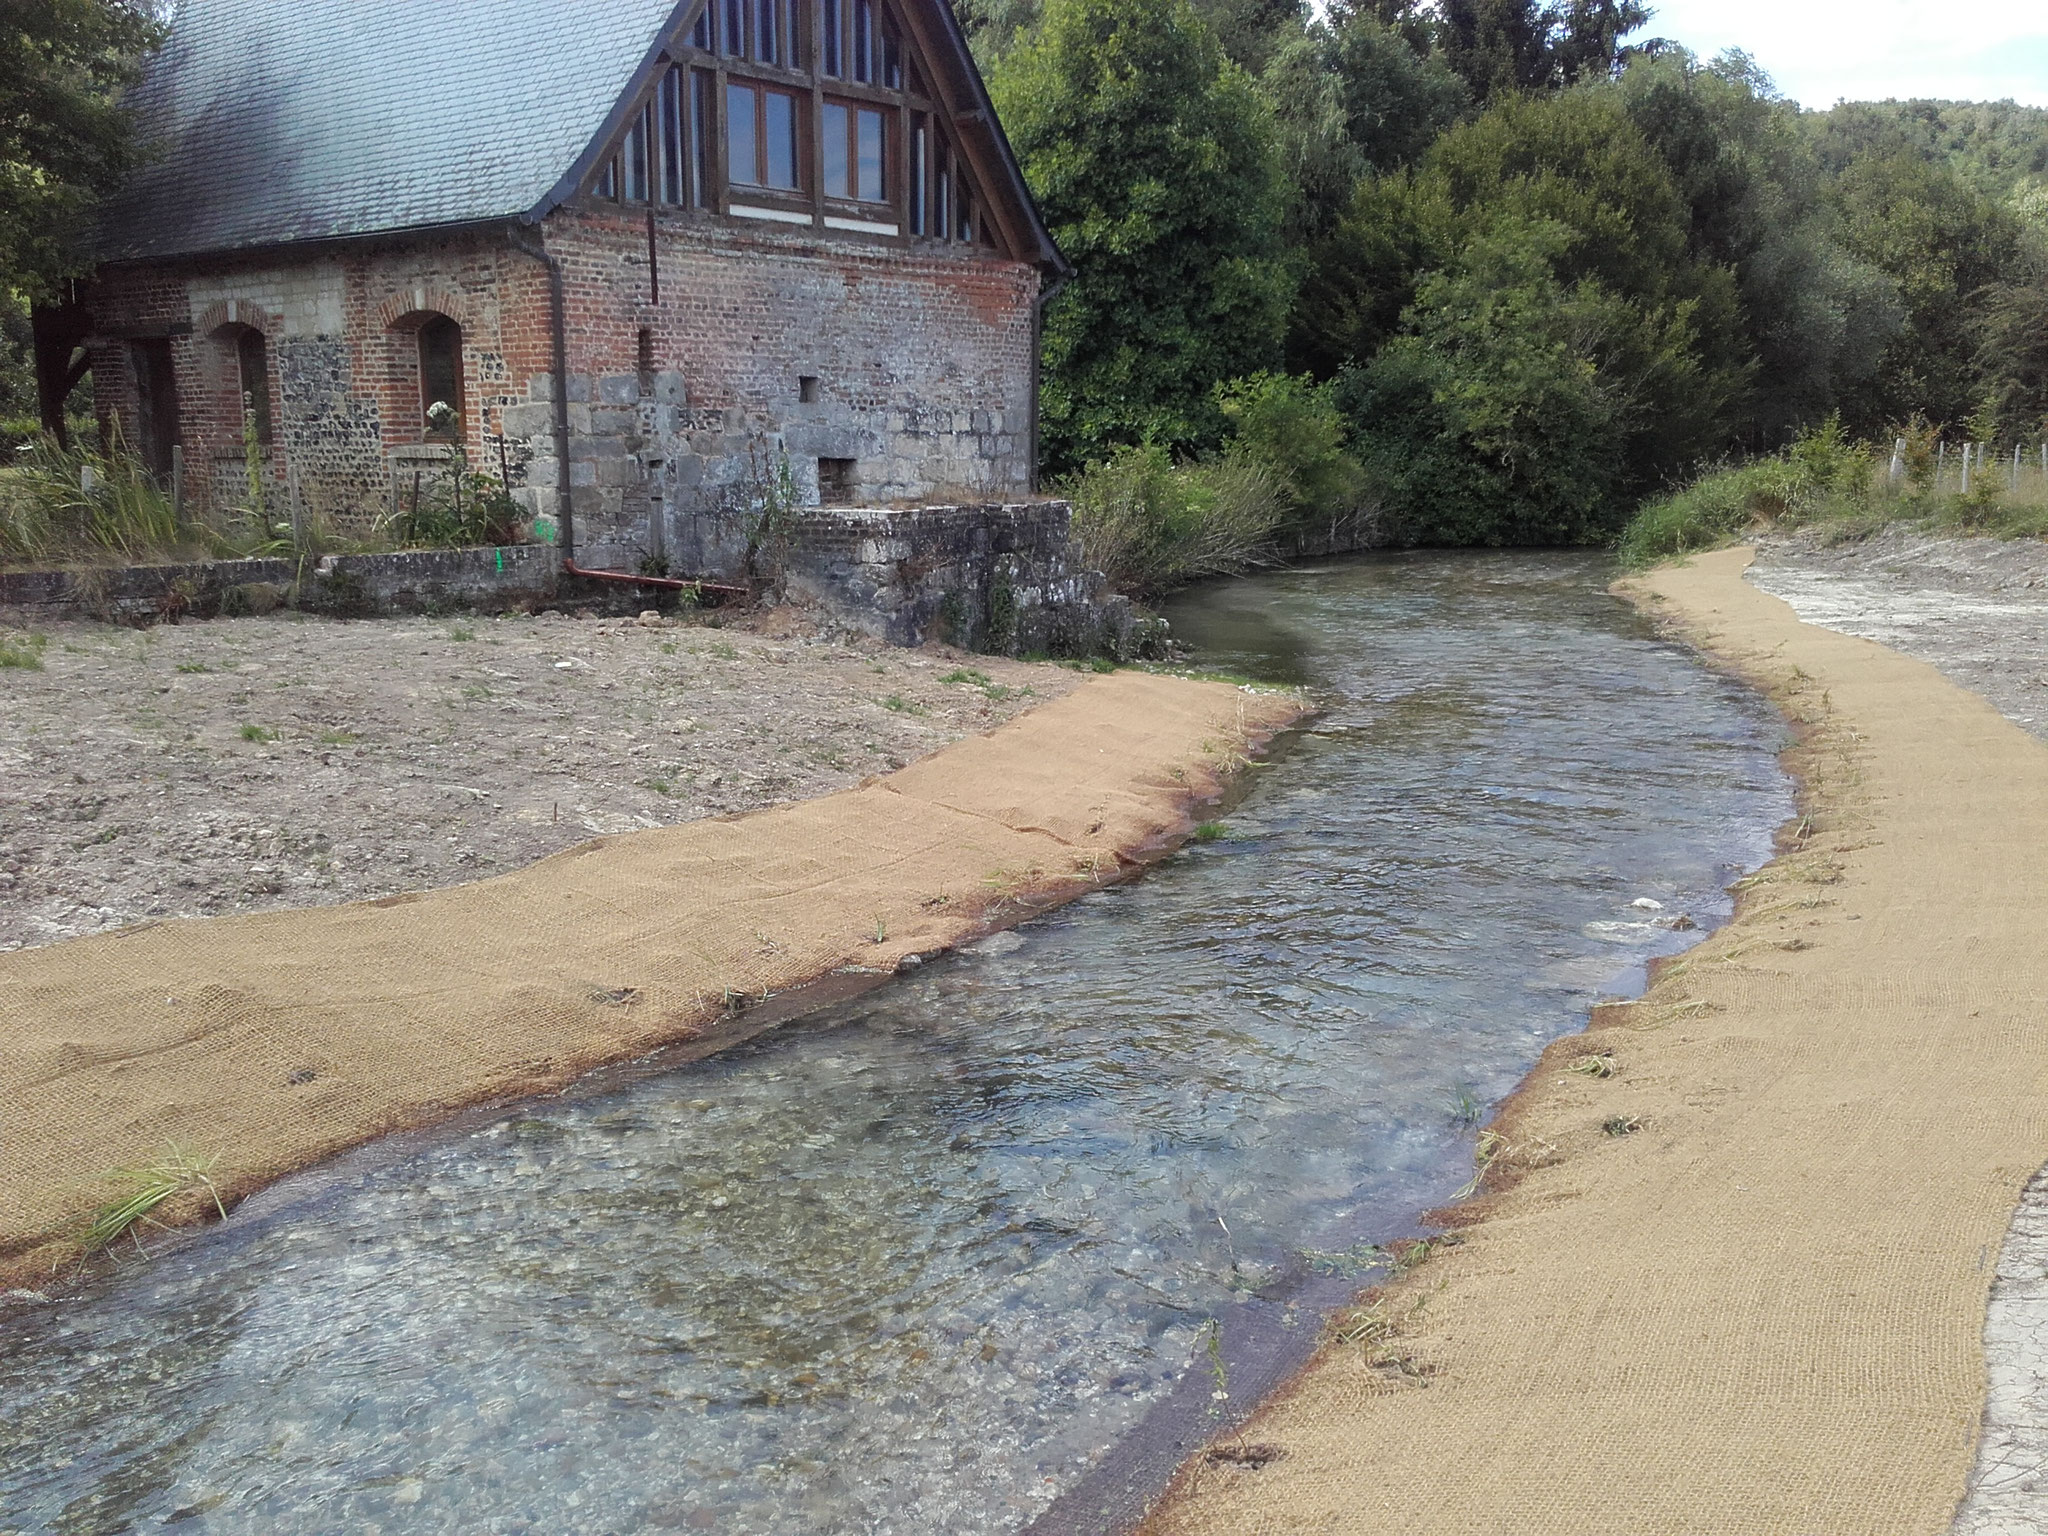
[727,82,801,191]
[418,316,464,440]
[235,327,272,444]
[588,0,1001,248]
[822,100,885,203]
[623,103,652,201]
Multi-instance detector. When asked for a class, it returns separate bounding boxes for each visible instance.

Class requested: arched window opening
[233,326,272,444]
[418,315,464,441]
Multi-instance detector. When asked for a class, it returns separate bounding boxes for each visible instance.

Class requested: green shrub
[1216,371,1370,525]
[1609,414,2048,565]
[1062,443,1287,596]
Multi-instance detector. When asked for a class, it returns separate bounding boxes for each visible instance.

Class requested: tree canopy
[0,0,163,303]
[981,0,2048,548]
[988,0,1293,471]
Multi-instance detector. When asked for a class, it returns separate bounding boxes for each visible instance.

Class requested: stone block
[566,403,592,433]
[598,374,641,406]
[589,408,638,435]
[653,370,688,405]
[501,402,552,438]
[596,457,640,488]
[568,460,597,488]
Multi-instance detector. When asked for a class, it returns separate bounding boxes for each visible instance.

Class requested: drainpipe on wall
[1029,269,1069,498]
[506,225,576,559]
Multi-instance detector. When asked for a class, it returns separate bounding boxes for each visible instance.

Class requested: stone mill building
[40,0,1078,589]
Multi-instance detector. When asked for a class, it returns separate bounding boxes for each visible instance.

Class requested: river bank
[0,669,1303,1290]
[1145,544,2048,1536]
[0,604,1078,954]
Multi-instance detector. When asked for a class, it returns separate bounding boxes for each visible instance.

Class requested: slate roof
[99,0,690,262]
[98,0,1065,274]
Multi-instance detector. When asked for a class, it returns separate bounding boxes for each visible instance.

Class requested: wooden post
[1937,441,1946,489]
[389,463,401,529]
[170,443,184,524]
[1888,437,1905,483]
[287,459,306,552]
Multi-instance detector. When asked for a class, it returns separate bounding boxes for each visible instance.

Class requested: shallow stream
[0,552,1793,1535]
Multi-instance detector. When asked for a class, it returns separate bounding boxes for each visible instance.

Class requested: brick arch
[194,299,277,337]
[376,286,473,331]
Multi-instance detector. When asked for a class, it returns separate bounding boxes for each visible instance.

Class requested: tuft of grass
[640,776,675,797]
[1570,1052,1618,1079]
[1453,1129,1511,1200]
[79,1145,227,1259]
[1445,1082,1484,1126]
[941,668,994,688]
[0,630,49,670]
[317,729,359,745]
[1603,1114,1643,1137]
[174,661,211,674]
[706,640,739,661]
[1203,1319,1230,1410]
[1192,821,1229,844]
[446,625,476,642]
[238,723,279,743]
[872,914,889,944]
[879,694,926,715]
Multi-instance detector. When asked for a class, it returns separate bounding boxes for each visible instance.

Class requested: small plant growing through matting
[1202,1319,1230,1412]
[1445,1082,1485,1126]
[80,1145,227,1260]
[1603,1114,1643,1137]
[239,723,279,743]
[1570,1053,1618,1079]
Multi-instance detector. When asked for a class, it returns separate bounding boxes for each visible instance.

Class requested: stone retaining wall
[0,502,1155,657]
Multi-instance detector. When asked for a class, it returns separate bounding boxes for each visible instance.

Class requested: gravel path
[1748,529,2048,1536]
[0,604,1076,953]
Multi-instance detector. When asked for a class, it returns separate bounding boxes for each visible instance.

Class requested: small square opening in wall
[798,375,821,404]
[818,457,856,505]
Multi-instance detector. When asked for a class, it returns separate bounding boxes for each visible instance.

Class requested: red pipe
[562,558,748,596]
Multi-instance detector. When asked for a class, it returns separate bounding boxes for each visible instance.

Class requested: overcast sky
[1639,0,2048,108]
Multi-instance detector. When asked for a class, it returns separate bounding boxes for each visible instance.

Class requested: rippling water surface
[0,552,1792,1535]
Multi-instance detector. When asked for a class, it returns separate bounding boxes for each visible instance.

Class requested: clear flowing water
[0,552,1792,1536]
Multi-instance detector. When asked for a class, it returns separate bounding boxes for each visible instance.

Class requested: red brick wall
[81,209,1040,553]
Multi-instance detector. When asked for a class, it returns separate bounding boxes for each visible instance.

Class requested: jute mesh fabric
[1146,547,2048,1536]
[0,672,1300,1280]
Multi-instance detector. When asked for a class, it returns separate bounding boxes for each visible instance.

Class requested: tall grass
[1061,444,1287,597]
[0,426,197,566]
[1617,417,2048,566]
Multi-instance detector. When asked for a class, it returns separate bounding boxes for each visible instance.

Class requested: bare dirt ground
[1749,524,2048,740]
[1747,529,2048,1535]
[0,601,1078,953]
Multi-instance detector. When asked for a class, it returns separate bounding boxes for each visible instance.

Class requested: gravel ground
[0,602,1078,953]
[1746,528,2048,1535]
[1749,524,2048,738]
